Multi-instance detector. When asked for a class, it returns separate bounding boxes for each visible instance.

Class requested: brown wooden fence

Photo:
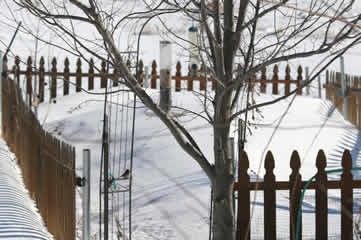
[3,56,305,103]
[234,149,360,240]
[324,70,361,127]
[1,66,76,239]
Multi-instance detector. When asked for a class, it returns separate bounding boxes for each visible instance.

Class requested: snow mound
[0,138,53,239]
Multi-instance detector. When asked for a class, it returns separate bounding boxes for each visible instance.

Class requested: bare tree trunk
[212,117,235,240]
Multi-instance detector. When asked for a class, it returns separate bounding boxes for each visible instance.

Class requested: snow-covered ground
[2,0,361,239]
[0,137,53,239]
[34,84,361,239]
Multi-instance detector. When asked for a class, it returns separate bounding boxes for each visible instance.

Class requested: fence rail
[1,69,76,240]
[234,149,359,240]
[3,56,307,104]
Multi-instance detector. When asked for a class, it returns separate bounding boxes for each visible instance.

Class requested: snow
[2,0,361,239]
[33,83,361,239]
[0,138,53,239]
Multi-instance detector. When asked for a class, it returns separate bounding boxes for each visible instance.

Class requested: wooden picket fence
[324,70,361,127]
[1,69,76,239]
[2,56,306,104]
[234,149,359,240]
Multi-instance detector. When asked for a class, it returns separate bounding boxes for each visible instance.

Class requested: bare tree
[9,0,361,239]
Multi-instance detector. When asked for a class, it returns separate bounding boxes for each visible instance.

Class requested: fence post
[341,150,353,240]
[264,151,276,240]
[88,59,94,90]
[100,60,107,89]
[297,66,303,95]
[289,151,302,240]
[340,56,348,120]
[200,63,206,91]
[237,151,250,240]
[50,57,57,100]
[137,60,143,86]
[315,150,327,240]
[82,149,91,240]
[76,58,82,92]
[305,67,310,96]
[272,65,278,95]
[64,58,70,96]
[261,67,266,93]
[285,65,291,95]
[175,61,181,91]
[26,56,33,107]
[39,57,45,102]
[151,60,157,89]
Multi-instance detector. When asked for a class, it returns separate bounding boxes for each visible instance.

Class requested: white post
[82,149,91,240]
[159,41,172,112]
[340,56,348,119]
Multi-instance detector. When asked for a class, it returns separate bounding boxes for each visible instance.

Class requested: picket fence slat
[315,150,328,240]
[341,150,353,240]
[264,151,276,240]
[237,151,250,240]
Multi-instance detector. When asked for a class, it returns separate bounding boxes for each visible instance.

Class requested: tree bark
[212,81,235,240]
[212,125,235,240]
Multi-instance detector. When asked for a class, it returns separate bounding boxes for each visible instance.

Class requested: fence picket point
[88,59,94,90]
[76,58,82,92]
[341,150,353,240]
[50,57,57,100]
[237,150,250,240]
[290,151,302,240]
[151,60,157,89]
[39,57,45,102]
[264,151,276,240]
[315,150,327,239]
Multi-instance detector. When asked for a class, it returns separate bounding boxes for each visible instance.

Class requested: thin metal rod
[83,149,91,240]
[103,114,109,240]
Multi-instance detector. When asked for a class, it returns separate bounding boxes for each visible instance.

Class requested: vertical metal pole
[318,75,321,99]
[340,56,348,119]
[82,149,91,240]
[306,67,310,96]
[103,115,109,240]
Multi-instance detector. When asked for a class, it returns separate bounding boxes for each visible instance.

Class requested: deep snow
[0,137,53,239]
[35,84,361,239]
